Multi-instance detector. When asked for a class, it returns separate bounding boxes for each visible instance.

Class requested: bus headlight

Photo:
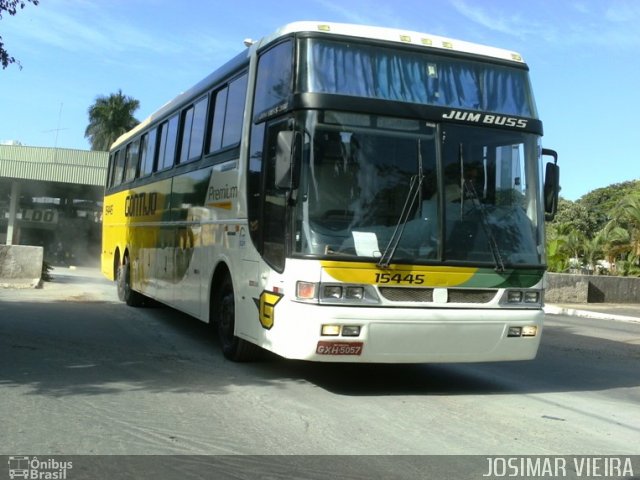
[321,325,341,336]
[501,289,541,307]
[296,282,379,304]
[507,290,523,303]
[320,283,379,304]
[345,286,364,300]
[321,324,362,337]
[507,325,538,337]
[323,285,343,299]
[507,326,522,337]
[524,291,540,303]
[341,325,361,336]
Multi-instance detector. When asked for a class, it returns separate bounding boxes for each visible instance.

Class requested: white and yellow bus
[102,22,560,362]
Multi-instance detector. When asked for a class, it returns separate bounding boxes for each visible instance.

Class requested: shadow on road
[1,297,639,398]
[45,272,112,286]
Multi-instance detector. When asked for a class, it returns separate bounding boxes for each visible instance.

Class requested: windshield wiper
[377,141,424,268]
[460,146,505,272]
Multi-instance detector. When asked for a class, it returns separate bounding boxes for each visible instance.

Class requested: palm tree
[611,194,640,255]
[564,230,586,264]
[602,193,640,275]
[582,233,604,274]
[85,90,140,151]
[546,237,570,273]
[599,225,630,274]
[616,252,640,277]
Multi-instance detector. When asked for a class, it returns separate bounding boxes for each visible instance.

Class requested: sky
[1,0,639,201]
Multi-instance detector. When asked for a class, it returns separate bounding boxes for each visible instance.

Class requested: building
[0,145,108,266]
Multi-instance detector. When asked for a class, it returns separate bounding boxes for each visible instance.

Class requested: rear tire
[214,275,261,362]
[116,257,146,307]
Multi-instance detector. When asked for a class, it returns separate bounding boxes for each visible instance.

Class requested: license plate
[316,341,363,356]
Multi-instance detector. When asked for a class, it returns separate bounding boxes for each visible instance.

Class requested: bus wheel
[215,275,260,362]
[116,257,145,307]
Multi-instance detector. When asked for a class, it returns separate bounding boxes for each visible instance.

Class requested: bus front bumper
[256,302,544,363]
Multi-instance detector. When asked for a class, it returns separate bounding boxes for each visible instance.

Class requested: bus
[102,21,560,363]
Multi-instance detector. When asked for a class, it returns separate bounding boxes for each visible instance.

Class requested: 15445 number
[374,273,425,285]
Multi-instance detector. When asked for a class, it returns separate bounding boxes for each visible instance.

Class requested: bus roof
[255,21,525,64]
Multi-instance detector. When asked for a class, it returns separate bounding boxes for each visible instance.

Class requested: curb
[544,305,640,324]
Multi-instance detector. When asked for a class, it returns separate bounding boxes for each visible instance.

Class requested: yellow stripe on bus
[206,201,233,210]
[320,261,477,287]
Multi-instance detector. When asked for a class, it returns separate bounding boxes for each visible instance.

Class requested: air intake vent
[379,287,434,302]
[448,289,496,304]
[377,287,497,304]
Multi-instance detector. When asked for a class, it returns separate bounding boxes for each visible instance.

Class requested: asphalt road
[1,268,639,469]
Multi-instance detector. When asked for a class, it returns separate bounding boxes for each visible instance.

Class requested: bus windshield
[293,111,544,267]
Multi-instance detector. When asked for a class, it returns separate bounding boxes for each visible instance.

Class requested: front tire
[214,275,260,362]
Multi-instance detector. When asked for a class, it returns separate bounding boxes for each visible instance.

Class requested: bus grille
[379,287,434,302]
[448,289,497,304]
[378,287,497,304]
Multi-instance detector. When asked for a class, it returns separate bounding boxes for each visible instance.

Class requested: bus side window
[253,40,293,121]
[140,128,158,176]
[191,97,208,159]
[158,114,179,170]
[208,73,248,154]
[106,153,115,188]
[247,122,266,252]
[222,73,247,148]
[111,150,125,187]
[209,87,228,153]
[179,106,195,164]
[261,119,291,272]
[123,139,140,182]
[179,96,208,164]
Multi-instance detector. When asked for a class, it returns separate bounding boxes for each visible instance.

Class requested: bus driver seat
[312,133,354,216]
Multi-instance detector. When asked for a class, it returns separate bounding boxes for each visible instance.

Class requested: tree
[545,181,640,276]
[616,252,640,277]
[547,197,599,239]
[546,236,570,273]
[582,233,604,274]
[578,180,640,232]
[599,225,630,273]
[85,90,140,151]
[607,194,640,274]
[1,0,39,69]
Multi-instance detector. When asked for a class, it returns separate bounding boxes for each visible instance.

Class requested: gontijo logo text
[8,456,73,479]
[125,192,158,217]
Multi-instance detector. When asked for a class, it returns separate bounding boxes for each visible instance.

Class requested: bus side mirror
[542,148,559,221]
[274,130,300,190]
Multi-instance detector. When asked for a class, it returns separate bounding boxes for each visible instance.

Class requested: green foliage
[0,0,39,69]
[582,234,604,273]
[546,180,640,276]
[549,198,599,238]
[580,180,640,232]
[546,237,570,273]
[41,260,53,282]
[616,253,640,277]
[85,89,140,151]
[608,193,640,256]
